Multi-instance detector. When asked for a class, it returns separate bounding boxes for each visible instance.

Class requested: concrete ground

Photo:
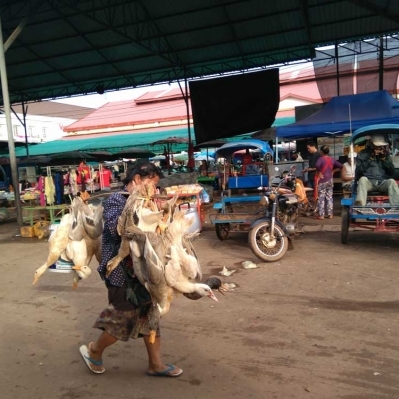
[1,198,399,399]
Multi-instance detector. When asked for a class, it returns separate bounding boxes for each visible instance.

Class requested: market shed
[2,0,399,104]
[2,0,399,227]
[276,90,399,139]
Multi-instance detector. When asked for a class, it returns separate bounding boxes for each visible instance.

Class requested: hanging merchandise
[54,171,64,204]
[44,166,55,205]
[63,170,71,196]
[70,169,78,195]
[98,164,112,191]
[37,174,46,206]
[99,163,104,190]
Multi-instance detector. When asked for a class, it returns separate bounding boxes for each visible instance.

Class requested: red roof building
[63,66,324,140]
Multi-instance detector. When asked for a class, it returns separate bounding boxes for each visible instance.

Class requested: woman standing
[315,146,343,219]
[198,160,208,176]
[79,162,183,377]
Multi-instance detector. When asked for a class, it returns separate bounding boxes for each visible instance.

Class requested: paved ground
[1,200,399,399]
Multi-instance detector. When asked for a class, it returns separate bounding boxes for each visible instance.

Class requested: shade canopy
[111,148,155,159]
[151,137,189,145]
[13,128,192,157]
[195,154,215,161]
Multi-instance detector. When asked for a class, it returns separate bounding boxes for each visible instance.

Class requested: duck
[33,202,101,287]
[184,277,226,300]
[33,213,74,285]
[71,197,103,239]
[72,265,92,289]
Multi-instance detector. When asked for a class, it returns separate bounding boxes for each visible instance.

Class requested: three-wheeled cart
[341,124,399,244]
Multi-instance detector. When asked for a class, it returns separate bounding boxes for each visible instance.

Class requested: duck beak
[208,290,218,302]
[72,265,81,271]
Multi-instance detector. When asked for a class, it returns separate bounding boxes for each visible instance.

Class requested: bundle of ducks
[33,196,103,288]
[105,183,219,343]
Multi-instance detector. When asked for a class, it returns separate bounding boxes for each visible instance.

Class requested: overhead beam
[347,0,399,25]
[298,0,314,54]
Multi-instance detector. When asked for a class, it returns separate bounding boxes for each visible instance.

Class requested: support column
[184,76,194,171]
[0,17,23,227]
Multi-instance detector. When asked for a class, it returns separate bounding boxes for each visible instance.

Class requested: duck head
[32,264,48,285]
[71,265,92,280]
[195,283,218,302]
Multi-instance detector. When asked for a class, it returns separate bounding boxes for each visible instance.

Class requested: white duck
[33,213,74,285]
[72,265,92,288]
[33,207,100,287]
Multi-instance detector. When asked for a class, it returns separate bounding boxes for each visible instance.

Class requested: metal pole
[0,17,23,227]
[184,76,194,171]
[379,36,384,90]
[184,77,191,144]
[22,96,29,157]
[275,137,279,163]
[335,42,340,96]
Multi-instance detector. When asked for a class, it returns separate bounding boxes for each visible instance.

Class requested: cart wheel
[341,206,350,244]
[215,223,230,240]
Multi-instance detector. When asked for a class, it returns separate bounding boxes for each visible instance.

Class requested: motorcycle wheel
[248,222,288,262]
[304,197,318,217]
[341,206,350,244]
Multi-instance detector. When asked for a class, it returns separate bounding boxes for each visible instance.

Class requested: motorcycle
[247,167,296,262]
[271,167,318,218]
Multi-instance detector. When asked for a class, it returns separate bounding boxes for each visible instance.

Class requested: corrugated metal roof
[2,0,398,104]
[10,101,94,119]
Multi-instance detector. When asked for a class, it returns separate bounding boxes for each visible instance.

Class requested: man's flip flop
[79,345,105,374]
[146,364,183,378]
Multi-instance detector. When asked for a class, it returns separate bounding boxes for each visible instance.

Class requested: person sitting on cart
[354,135,399,206]
[341,152,357,192]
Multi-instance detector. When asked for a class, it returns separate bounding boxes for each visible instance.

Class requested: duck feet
[105,256,122,277]
[149,330,156,344]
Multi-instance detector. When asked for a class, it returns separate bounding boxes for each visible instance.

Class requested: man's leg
[355,177,373,205]
[378,179,399,205]
[143,335,182,376]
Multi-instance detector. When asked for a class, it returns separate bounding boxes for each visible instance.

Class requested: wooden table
[22,204,69,225]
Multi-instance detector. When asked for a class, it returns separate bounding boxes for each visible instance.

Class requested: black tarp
[190,69,280,144]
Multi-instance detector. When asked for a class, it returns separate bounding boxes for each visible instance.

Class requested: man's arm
[355,151,371,180]
[381,155,395,176]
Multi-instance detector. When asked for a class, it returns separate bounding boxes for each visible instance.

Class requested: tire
[215,223,230,240]
[248,222,288,262]
[341,206,349,244]
[215,210,230,240]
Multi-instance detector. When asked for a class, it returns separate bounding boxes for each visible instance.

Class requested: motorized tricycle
[341,124,399,244]
[210,166,296,262]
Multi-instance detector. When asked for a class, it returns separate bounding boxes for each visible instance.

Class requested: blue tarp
[214,139,273,158]
[276,90,399,139]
